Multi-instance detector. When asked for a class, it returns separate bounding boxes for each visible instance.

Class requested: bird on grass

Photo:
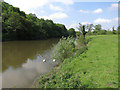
[43,59,46,62]
[53,59,56,62]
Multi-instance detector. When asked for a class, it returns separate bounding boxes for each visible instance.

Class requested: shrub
[74,46,88,57]
[76,35,89,49]
[99,30,107,35]
[77,35,85,46]
[51,37,75,62]
[106,31,113,35]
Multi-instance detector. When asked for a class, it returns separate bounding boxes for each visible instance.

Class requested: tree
[56,24,68,37]
[99,30,107,35]
[68,28,76,37]
[82,25,87,39]
[117,25,120,34]
[77,23,82,36]
[112,26,116,34]
[8,6,20,13]
[77,23,87,47]
[2,1,69,41]
[94,24,101,31]
[77,23,87,39]
[86,24,93,36]
[94,24,101,35]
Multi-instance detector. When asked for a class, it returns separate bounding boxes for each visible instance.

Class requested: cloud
[94,17,120,24]
[79,10,90,13]
[4,0,74,14]
[113,17,120,22]
[69,23,79,31]
[38,12,68,20]
[50,12,68,19]
[108,3,119,11]
[93,8,103,13]
[81,22,91,25]
[111,3,118,8]
[94,18,112,23]
[53,0,74,5]
[69,23,77,28]
[79,8,103,14]
[49,4,63,11]
[4,0,49,14]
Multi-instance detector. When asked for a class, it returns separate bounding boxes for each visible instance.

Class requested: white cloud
[38,12,68,20]
[79,8,103,14]
[4,0,49,14]
[81,22,91,25]
[113,17,120,22]
[108,3,119,11]
[69,23,78,31]
[50,12,68,19]
[94,17,120,24]
[53,0,74,5]
[93,17,119,29]
[113,17,118,21]
[69,23,77,28]
[93,8,103,13]
[4,0,74,14]
[94,18,112,23]
[111,3,118,8]
[49,4,63,11]
[79,10,90,13]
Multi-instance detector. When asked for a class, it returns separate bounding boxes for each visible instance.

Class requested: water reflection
[2,39,59,72]
[2,56,55,88]
[2,38,59,88]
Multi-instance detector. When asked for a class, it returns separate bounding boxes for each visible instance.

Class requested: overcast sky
[4,0,119,31]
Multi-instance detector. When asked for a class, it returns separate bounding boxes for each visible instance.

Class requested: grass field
[33,35,118,88]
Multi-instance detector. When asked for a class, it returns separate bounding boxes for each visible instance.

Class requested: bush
[99,30,107,35]
[106,31,113,35]
[76,35,89,48]
[77,35,85,46]
[51,37,75,62]
[74,46,88,57]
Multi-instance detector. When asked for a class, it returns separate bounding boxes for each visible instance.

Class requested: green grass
[33,35,118,88]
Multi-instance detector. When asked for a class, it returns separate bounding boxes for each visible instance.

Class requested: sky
[4,0,120,31]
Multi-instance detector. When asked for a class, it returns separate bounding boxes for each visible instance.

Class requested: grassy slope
[34,35,118,88]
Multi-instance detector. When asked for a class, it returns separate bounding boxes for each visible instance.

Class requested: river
[1,38,59,88]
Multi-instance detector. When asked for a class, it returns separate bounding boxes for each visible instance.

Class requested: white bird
[43,59,46,62]
[53,59,56,62]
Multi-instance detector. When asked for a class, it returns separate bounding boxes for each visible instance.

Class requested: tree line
[76,23,119,49]
[76,23,119,37]
[2,1,76,41]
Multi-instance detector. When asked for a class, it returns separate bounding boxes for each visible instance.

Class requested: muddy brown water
[1,38,59,88]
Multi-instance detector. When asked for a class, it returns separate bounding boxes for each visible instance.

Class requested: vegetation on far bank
[33,35,118,88]
[2,1,76,41]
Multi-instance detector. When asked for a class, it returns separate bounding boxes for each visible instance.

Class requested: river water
[1,38,59,88]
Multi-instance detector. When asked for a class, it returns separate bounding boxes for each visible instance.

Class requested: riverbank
[33,35,118,88]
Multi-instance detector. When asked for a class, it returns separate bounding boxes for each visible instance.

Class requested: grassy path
[34,35,118,88]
